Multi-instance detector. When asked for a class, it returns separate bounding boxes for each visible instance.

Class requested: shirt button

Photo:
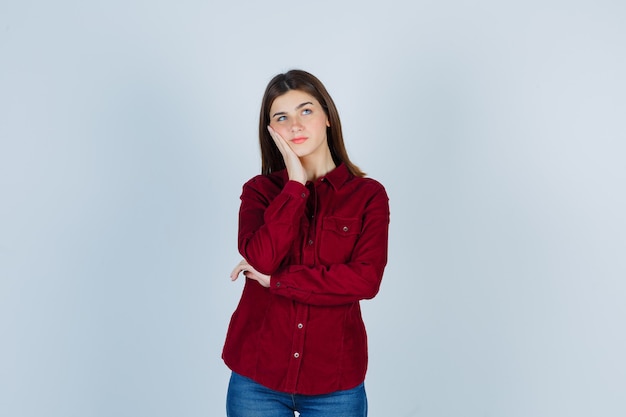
[297,323,303,329]
[308,239,314,246]
[276,282,281,287]
[301,193,306,198]
[294,352,300,358]
[342,226,349,232]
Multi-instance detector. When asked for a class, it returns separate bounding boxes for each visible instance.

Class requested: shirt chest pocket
[319,216,362,264]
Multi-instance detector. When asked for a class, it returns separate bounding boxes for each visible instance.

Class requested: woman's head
[259,69,364,177]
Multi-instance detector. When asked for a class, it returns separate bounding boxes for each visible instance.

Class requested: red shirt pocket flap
[321,216,362,236]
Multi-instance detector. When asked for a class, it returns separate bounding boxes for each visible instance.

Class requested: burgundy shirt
[222,163,389,395]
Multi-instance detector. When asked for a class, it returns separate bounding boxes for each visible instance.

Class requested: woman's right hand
[267,125,307,185]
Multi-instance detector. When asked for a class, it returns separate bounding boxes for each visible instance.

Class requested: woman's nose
[290,118,303,131]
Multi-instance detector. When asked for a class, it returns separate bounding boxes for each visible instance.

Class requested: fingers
[267,126,292,156]
[229,259,271,288]
[230,259,249,281]
[230,259,261,281]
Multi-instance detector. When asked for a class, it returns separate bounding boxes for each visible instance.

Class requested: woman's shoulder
[348,175,387,193]
[341,175,388,206]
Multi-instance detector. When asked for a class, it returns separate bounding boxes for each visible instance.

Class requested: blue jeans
[226,372,368,417]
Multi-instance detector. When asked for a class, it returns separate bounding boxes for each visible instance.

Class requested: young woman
[223,70,390,417]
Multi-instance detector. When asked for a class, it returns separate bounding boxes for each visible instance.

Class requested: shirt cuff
[282,180,309,200]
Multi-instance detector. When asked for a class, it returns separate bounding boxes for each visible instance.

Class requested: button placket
[284,305,309,391]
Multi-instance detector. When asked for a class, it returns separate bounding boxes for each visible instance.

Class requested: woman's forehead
[270,90,320,110]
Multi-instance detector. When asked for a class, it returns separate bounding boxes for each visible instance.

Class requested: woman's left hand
[230,259,271,288]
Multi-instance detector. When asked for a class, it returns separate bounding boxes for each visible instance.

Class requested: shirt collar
[319,163,351,190]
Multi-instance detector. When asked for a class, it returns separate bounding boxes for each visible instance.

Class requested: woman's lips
[291,137,308,144]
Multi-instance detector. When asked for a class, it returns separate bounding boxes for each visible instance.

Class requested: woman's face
[268,89,331,160]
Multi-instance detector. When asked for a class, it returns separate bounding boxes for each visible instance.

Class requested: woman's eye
[302,109,312,115]
[277,116,286,122]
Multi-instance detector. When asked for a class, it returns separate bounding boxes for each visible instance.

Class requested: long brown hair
[258,69,365,177]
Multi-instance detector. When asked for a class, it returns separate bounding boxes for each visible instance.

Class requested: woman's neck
[300,149,336,182]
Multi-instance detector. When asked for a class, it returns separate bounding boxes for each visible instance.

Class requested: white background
[1,1,625,416]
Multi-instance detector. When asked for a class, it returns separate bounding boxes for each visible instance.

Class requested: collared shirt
[222,163,390,395]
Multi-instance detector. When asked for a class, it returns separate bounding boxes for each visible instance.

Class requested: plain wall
[1,1,625,416]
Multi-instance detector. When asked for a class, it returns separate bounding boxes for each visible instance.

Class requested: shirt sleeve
[269,184,390,306]
[238,177,309,275]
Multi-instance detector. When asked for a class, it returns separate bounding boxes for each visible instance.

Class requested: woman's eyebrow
[272,102,314,118]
